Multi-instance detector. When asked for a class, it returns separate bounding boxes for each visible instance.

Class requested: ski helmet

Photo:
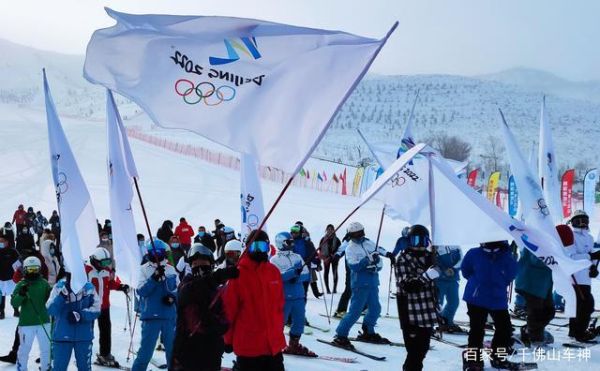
[570,210,589,229]
[224,240,243,253]
[275,232,294,251]
[480,240,509,250]
[222,226,236,242]
[23,256,41,279]
[401,226,410,238]
[146,239,168,262]
[187,243,215,264]
[407,225,430,248]
[246,229,270,262]
[90,247,112,270]
[346,222,365,240]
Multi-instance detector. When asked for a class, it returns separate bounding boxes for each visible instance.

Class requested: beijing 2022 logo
[170,36,265,107]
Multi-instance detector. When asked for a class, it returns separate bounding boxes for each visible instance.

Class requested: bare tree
[424,132,472,162]
[480,135,505,172]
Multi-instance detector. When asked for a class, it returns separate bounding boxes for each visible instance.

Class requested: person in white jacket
[566,211,600,342]
[39,233,61,286]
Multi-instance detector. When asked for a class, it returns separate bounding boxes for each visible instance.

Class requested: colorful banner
[352,167,365,196]
[495,189,502,208]
[583,169,598,217]
[561,169,575,218]
[486,171,501,201]
[467,169,479,188]
[508,175,518,217]
[341,169,347,196]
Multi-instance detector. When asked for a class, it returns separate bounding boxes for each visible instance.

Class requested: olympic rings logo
[174,79,236,106]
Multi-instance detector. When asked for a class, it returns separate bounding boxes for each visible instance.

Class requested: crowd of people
[0,203,599,371]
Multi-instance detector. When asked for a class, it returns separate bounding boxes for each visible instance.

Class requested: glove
[445,268,455,277]
[18,284,29,296]
[295,267,304,276]
[118,284,130,293]
[213,266,240,283]
[224,344,233,354]
[68,311,81,323]
[385,252,396,266]
[59,283,69,297]
[162,294,176,306]
[366,264,378,272]
[370,252,380,265]
[310,262,318,270]
[590,265,599,278]
[423,266,441,280]
[152,265,166,281]
[589,250,600,260]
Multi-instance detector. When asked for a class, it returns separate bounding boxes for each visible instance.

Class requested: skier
[47,271,101,371]
[48,210,60,246]
[290,224,323,299]
[215,226,237,265]
[169,235,185,269]
[435,245,463,333]
[223,229,286,371]
[333,222,393,347]
[132,240,178,371]
[85,247,129,367]
[194,225,217,252]
[32,211,48,241]
[0,235,19,319]
[172,243,239,370]
[39,233,61,286]
[156,220,174,244]
[271,231,316,357]
[174,217,195,251]
[461,240,518,371]
[2,222,16,248]
[395,225,439,371]
[102,219,112,240]
[212,219,225,248]
[332,233,352,317]
[15,226,35,256]
[564,212,600,342]
[392,226,410,256]
[11,256,51,371]
[219,239,243,268]
[12,204,27,236]
[24,207,36,231]
[319,224,341,294]
[514,237,555,347]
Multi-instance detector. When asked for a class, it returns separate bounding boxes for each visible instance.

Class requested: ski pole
[127,313,139,362]
[24,292,52,343]
[386,264,395,316]
[317,268,331,325]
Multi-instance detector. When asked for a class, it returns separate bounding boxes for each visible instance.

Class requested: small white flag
[240,153,266,243]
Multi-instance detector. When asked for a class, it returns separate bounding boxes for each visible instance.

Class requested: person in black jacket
[172,244,238,371]
[15,227,35,256]
[319,224,341,294]
[0,236,19,319]
[157,220,174,244]
[193,226,217,252]
[2,223,15,249]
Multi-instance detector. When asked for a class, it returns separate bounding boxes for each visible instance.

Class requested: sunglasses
[249,240,270,253]
[25,266,40,274]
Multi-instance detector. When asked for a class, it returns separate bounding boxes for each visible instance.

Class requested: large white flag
[538,97,563,223]
[240,153,266,243]
[44,70,98,293]
[107,90,142,285]
[500,109,588,317]
[583,169,598,219]
[84,8,396,174]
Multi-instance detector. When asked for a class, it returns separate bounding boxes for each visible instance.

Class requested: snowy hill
[1,38,599,172]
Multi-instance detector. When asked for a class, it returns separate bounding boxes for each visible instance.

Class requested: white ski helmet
[224,239,243,253]
[90,247,112,269]
[23,256,41,270]
[222,226,236,242]
[347,222,364,234]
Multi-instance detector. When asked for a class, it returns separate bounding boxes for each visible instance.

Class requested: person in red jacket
[223,229,286,371]
[174,217,195,251]
[85,247,129,367]
[12,205,27,237]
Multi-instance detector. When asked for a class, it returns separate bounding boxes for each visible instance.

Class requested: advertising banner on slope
[583,169,598,218]
[561,169,575,219]
[486,171,500,201]
[467,169,479,189]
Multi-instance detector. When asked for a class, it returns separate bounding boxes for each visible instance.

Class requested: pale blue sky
[1,0,598,81]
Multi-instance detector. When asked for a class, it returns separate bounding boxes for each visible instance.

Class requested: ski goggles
[97,258,112,268]
[290,225,302,234]
[409,234,430,248]
[248,240,270,253]
[24,265,41,274]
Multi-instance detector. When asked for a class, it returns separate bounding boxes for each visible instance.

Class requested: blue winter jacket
[392,237,409,256]
[46,280,101,342]
[461,246,518,310]
[435,246,462,282]
[270,250,310,301]
[346,238,386,289]
[136,262,179,321]
[515,248,553,299]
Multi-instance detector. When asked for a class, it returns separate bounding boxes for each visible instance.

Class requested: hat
[555,224,574,247]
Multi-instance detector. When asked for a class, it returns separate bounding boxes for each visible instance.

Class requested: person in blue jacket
[434,245,463,333]
[514,244,554,347]
[461,240,518,371]
[290,224,322,299]
[392,226,410,256]
[132,240,179,371]
[333,222,394,347]
[46,271,101,371]
[270,232,316,356]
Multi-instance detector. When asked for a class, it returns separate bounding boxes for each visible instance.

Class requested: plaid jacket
[395,249,439,328]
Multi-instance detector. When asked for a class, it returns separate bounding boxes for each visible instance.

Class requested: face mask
[197,232,205,237]
[25,272,40,280]
[192,265,212,277]
[171,243,180,248]
[101,238,109,242]
[138,241,145,248]
[0,243,5,248]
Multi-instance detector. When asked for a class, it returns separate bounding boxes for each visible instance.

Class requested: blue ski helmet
[275,232,294,251]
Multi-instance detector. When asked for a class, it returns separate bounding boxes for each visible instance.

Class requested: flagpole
[133,177,157,251]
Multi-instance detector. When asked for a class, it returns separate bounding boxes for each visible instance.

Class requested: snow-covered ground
[0,104,599,370]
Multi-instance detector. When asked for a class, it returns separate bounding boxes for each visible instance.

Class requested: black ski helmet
[187,243,215,264]
[407,224,430,248]
[246,229,270,262]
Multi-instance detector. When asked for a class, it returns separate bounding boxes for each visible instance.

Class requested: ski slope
[0,103,599,370]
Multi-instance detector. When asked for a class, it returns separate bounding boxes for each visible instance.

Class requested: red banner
[495,189,502,208]
[561,169,575,218]
[467,168,478,188]
[341,168,348,196]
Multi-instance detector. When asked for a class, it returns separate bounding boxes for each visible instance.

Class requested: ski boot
[356,328,391,344]
[332,335,354,349]
[574,330,598,343]
[96,354,121,368]
[284,335,317,357]
[462,350,484,371]
[333,311,346,318]
[0,351,16,364]
[0,311,4,320]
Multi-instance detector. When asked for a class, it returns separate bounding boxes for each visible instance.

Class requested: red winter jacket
[12,209,27,225]
[85,264,121,310]
[223,255,286,357]
[174,222,195,245]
